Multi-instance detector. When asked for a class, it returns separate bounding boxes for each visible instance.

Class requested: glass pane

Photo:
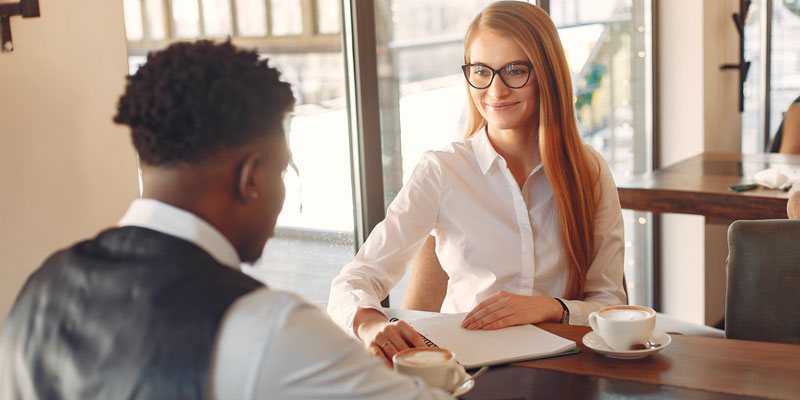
[202,0,233,37]
[741,1,762,153]
[122,1,355,303]
[145,0,167,40]
[172,0,201,38]
[123,0,144,41]
[270,0,303,36]
[770,1,800,143]
[551,0,651,307]
[316,0,340,34]
[235,0,268,36]
[244,51,355,303]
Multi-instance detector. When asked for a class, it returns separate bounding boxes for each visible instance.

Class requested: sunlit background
[121,0,800,308]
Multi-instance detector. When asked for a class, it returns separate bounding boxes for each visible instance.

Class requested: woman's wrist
[353,307,388,340]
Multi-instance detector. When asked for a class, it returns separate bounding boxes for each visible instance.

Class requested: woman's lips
[485,102,518,111]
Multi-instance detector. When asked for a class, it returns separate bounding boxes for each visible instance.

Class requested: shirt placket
[497,158,535,295]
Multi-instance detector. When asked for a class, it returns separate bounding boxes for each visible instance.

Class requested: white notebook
[385,309,577,369]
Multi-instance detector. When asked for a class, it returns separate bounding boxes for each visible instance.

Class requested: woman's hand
[460,291,563,330]
[354,308,428,366]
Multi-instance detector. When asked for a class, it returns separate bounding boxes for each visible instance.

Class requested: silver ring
[380,341,391,349]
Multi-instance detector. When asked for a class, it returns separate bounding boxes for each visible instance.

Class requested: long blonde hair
[463,1,600,300]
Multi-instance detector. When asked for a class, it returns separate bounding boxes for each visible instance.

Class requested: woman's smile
[485,101,520,111]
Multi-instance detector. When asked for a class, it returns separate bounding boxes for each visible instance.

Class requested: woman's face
[467,31,540,134]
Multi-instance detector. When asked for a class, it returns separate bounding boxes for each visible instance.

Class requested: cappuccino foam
[398,350,450,366]
[600,308,651,321]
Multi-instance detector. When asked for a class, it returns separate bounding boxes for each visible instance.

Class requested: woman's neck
[486,123,541,188]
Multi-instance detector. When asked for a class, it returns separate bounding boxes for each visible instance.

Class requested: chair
[725,219,800,344]
[403,236,724,338]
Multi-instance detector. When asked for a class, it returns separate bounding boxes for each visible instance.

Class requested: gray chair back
[726,219,800,344]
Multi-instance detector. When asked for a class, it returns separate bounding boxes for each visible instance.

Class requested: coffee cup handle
[447,364,468,392]
[588,311,599,332]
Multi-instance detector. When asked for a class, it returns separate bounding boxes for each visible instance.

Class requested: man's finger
[384,328,410,353]
[369,343,392,367]
[396,321,428,348]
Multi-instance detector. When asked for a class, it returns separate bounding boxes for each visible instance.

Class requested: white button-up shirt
[328,129,626,333]
[116,199,452,400]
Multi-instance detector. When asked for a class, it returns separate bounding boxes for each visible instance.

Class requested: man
[0,41,451,399]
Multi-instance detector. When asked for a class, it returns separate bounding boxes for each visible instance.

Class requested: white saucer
[451,378,474,397]
[582,331,671,360]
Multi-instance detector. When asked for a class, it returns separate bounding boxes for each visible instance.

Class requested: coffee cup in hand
[393,348,467,392]
[588,305,656,351]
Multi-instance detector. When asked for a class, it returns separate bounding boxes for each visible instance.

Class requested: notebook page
[408,312,576,368]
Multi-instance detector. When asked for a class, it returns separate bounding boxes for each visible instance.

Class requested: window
[742,0,800,153]
[121,0,654,307]
[549,0,653,306]
[122,0,356,303]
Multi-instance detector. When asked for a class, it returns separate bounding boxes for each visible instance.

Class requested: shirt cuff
[559,299,586,326]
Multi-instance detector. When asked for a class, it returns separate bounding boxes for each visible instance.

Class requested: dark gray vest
[0,226,263,400]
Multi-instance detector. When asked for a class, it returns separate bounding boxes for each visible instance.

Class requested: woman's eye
[475,68,490,77]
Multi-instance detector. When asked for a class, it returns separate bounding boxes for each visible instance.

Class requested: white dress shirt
[118,199,452,400]
[328,129,626,333]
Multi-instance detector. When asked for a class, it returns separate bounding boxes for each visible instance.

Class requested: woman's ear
[236,152,263,203]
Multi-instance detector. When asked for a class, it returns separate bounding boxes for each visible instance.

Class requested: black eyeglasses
[461,62,533,89]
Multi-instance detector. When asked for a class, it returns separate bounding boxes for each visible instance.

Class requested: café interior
[1,0,799,398]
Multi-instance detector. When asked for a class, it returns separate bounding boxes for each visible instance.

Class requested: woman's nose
[487,74,510,97]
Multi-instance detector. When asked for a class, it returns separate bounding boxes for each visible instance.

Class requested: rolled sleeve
[327,153,443,333]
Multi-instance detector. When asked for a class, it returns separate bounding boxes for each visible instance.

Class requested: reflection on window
[743,1,800,152]
[145,0,167,40]
[316,0,340,34]
[122,0,144,41]
[235,0,267,36]
[551,0,652,307]
[270,0,303,36]
[201,0,233,37]
[171,0,201,38]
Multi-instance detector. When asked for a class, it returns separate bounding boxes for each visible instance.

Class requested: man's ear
[236,152,263,203]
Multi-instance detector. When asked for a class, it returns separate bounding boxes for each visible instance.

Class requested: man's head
[114,40,295,262]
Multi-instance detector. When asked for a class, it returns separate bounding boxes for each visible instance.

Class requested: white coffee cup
[588,305,656,351]
[393,348,467,392]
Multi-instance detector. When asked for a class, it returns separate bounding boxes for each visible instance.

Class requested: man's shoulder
[232,288,320,317]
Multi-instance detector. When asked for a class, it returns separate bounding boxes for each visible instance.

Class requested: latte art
[397,349,451,366]
[600,308,652,321]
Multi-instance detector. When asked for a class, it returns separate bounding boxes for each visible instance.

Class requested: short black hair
[114,40,295,165]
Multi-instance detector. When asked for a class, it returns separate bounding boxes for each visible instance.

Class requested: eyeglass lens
[464,63,531,89]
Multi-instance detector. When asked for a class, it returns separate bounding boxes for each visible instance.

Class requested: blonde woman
[328,1,626,365]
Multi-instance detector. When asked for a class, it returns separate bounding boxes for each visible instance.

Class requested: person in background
[0,41,451,399]
[788,189,800,219]
[767,95,800,154]
[328,1,625,366]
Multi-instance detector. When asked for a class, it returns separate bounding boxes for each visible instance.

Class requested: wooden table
[616,152,800,220]
[462,323,800,399]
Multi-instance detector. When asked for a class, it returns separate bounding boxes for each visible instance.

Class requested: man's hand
[460,291,562,330]
[354,308,428,366]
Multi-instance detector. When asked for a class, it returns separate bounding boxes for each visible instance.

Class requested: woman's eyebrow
[469,60,530,66]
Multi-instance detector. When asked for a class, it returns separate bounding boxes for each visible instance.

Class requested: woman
[328,1,626,365]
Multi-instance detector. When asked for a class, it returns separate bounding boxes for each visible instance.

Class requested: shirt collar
[470,126,545,178]
[118,198,242,269]
[471,126,502,175]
